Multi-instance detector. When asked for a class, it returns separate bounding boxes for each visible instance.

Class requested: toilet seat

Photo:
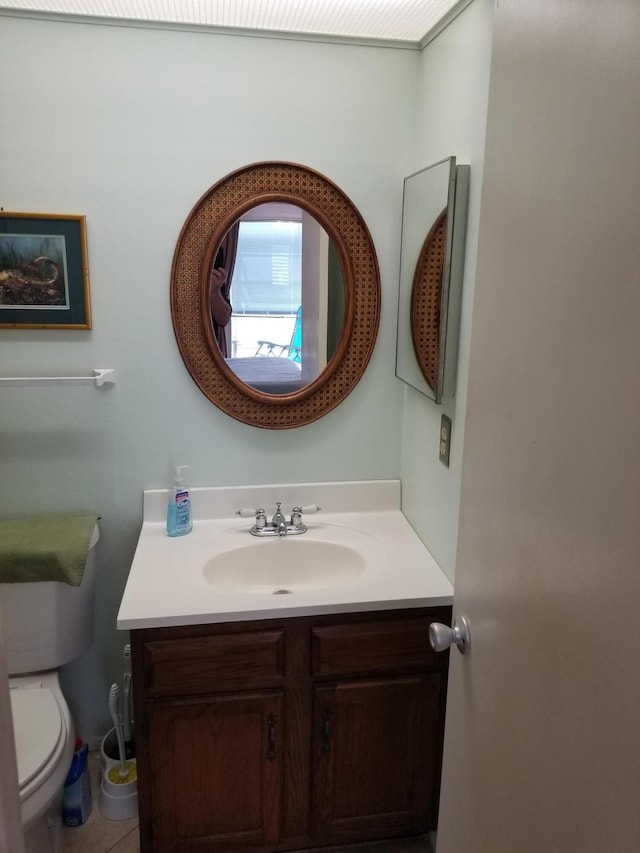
[11,687,66,800]
[9,673,75,833]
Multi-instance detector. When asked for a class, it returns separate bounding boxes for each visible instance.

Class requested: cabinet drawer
[144,629,285,697]
[311,618,440,678]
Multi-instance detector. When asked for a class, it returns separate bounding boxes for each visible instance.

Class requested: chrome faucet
[272,503,288,537]
[236,504,321,537]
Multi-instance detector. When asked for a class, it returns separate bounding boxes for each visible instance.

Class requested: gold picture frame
[0,212,91,330]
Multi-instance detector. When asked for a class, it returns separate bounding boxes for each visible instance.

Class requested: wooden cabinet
[131,607,451,853]
[312,675,442,842]
[147,691,283,850]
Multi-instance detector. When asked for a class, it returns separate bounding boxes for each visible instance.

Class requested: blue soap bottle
[166,465,193,537]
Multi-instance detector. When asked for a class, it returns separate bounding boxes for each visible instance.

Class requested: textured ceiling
[0,0,474,45]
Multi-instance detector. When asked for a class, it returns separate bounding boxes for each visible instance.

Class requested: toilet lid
[10,687,64,790]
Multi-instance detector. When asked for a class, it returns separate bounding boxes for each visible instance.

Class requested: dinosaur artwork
[0,245,67,307]
[0,215,90,328]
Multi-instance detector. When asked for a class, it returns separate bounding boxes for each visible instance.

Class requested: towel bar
[0,368,116,388]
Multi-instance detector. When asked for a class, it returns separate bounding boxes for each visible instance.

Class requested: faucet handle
[298,505,321,515]
[237,507,268,531]
[290,505,321,527]
[236,507,259,518]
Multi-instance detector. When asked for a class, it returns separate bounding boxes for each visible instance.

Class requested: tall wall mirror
[171,162,380,429]
[395,157,470,403]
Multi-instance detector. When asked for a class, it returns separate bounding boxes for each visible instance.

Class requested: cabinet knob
[429,615,471,655]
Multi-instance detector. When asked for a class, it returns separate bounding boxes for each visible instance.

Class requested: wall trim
[419,0,477,49]
[0,0,479,51]
[0,8,420,50]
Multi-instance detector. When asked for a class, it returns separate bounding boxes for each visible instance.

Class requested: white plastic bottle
[166,465,193,537]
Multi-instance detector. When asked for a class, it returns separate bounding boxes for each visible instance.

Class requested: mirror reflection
[395,157,469,404]
[171,160,381,428]
[209,202,345,396]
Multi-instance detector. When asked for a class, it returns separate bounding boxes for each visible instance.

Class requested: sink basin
[202,538,365,595]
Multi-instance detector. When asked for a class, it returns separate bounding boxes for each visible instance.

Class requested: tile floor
[61,753,139,853]
[61,752,434,853]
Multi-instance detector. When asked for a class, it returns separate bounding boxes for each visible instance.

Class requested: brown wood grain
[132,606,451,852]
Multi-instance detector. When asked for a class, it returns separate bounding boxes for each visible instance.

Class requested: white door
[436,2,640,851]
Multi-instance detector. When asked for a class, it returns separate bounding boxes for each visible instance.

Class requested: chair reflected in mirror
[255,305,302,363]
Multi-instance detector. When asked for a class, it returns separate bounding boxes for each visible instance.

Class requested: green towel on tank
[0,515,99,586]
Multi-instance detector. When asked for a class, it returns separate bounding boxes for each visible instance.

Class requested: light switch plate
[439,415,452,467]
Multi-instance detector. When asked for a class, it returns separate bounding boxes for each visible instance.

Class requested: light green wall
[0,14,417,740]
[0,1,493,741]
[400,0,494,582]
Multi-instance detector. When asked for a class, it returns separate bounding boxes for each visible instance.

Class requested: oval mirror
[209,202,345,396]
[171,162,380,429]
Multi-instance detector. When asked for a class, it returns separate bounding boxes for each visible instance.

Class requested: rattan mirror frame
[171,162,380,429]
[410,209,448,393]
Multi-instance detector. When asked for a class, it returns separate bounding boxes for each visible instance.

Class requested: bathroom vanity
[118,482,454,853]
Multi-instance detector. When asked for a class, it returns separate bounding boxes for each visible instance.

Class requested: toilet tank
[0,524,99,676]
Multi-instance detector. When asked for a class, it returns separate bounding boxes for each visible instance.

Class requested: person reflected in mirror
[210,263,232,357]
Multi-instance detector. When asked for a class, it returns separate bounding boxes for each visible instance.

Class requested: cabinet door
[312,675,443,843]
[147,691,283,851]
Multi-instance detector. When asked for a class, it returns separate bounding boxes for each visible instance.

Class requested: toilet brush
[122,644,135,758]
[107,683,136,784]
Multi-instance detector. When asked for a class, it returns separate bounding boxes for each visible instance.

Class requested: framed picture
[0,212,91,329]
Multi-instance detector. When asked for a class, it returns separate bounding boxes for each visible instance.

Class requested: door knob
[429,615,471,654]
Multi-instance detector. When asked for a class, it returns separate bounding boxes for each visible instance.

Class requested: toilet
[0,523,99,853]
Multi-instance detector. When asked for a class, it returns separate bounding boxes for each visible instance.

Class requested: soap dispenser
[166,465,193,537]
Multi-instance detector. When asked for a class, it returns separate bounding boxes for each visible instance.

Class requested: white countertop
[117,481,453,630]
